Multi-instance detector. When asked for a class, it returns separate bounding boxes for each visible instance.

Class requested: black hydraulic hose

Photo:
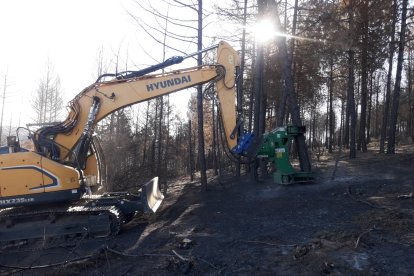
[95,56,185,83]
[73,96,101,169]
[94,43,220,83]
[95,73,117,83]
[119,56,184,79]
[215,100,255,165]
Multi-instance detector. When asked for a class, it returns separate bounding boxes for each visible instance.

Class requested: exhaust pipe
[141,177,164,213]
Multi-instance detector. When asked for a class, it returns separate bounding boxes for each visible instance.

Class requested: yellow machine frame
[0,41,241,206]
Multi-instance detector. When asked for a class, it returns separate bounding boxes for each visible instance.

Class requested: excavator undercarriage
[0,177,164,243]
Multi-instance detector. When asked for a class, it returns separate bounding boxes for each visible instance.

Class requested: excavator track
[0,204,124,244]
[0,177,163,248]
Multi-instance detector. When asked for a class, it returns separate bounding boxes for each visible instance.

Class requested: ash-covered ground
[1,146,413,275]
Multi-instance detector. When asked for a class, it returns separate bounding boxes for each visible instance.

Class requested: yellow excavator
[0,41,242,242]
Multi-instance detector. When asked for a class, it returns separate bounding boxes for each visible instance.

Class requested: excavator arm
[0,41,243,243]
[0,41,241,207]
[34,42,238,165]
[0,41,313,244]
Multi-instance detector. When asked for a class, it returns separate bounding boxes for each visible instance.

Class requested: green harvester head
[257,126,314,185]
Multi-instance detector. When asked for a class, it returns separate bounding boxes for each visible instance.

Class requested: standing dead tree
[31,61,63,124]
[0,72,8,145]
[388,0,409,154]
[130,0,211,189]
[380,0,398,153]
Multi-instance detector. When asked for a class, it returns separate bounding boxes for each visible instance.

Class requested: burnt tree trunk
[212,100,218,176]
[388,0,408,154]
[272,0,311,171]
[346,0,357,158]
[248,42,256,133]
[157,97,163,179]
[234,0,248,177]
[408,48,413,140]
[142,102,150,165]
[367,72,373,144]
[254,0,265,138]
[277,0,298,127]
[196,0,208,189]
[151,101,158,174]
[328,58,334,153]
[359,1,369,152]
[380,0,398,153]
[188,120,194,181]
[348,49,357,159]
[374,74,380,138]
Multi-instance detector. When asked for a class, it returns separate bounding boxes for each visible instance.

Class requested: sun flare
[250,18,278,43]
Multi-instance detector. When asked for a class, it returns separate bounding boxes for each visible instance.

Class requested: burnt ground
[0,146,413,275]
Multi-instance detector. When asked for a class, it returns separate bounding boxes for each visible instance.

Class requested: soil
[0,146,413,275]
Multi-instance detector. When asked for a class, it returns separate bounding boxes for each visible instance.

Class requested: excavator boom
[0,41,241,243]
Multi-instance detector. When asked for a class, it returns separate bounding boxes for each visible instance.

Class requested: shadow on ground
[0,148,413,275]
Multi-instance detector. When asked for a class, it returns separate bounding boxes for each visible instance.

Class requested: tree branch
[131,15,197,45]
[131,17,189,55]
[147,0,198,24]
[171,0,198,12]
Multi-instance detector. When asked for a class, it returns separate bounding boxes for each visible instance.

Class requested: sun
[249,18,278,43]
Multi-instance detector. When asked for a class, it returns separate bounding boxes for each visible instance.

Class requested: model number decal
[0,197,35,205]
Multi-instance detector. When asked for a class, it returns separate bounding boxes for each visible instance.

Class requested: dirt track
[0,148,413,275]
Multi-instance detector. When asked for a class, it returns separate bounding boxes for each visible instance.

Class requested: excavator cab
[0,136,30,154]
[6,136,20,151]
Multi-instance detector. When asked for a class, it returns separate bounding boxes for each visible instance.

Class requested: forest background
[0,0,413,190]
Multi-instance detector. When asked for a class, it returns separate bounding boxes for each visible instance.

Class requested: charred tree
[196,0,208,189]
[358,0,369,153]
[388,0,408,154]
[271,0,311,171]
[380,0,398,153]
[348,49,357,159]
[188,119,194,181]
[328,57,334,153]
